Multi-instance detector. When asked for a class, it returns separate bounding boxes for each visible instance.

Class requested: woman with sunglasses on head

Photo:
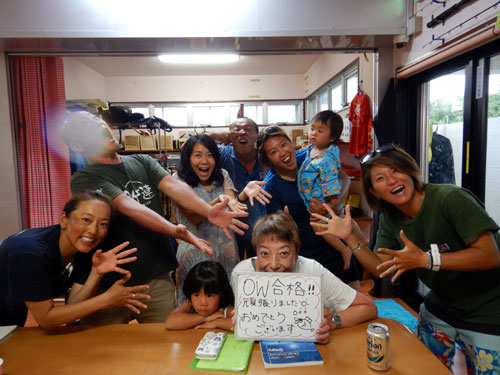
[257,125,362,291]
[0,190,150,328]
[311,144,500,374]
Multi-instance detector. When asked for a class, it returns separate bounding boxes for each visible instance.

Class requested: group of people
[0,109,499,373]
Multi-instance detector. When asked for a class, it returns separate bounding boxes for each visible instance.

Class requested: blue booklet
[260,341,323,368]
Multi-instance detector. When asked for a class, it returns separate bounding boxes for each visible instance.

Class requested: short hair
[177,134,224,188]
[230,116,258,133]
[63,190,113,217]
[256,126,292,168]
[361,144,425,213]
[183,261,234,308]
[60,111,110,156]
[311,110,343,144]
[252,210,301,252]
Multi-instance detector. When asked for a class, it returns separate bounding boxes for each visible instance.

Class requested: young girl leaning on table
[165,261,234,331]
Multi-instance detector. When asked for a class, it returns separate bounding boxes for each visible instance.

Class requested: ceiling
[75,54,325,77]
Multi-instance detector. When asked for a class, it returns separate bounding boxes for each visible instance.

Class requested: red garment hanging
[348,93,373,155]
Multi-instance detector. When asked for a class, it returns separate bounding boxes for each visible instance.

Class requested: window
[330,83,342,111]
[114,100,302,127]
[267,101,303,124]
[305,60,359,122]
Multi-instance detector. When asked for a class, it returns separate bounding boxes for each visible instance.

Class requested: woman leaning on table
[0,190,150,328]
[311,144,500,374]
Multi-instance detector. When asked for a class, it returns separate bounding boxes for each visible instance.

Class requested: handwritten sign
[234,272,323,341]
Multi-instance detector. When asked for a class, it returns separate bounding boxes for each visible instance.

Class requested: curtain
[12,56,71,228]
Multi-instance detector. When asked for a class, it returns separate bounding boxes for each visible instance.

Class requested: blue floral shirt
[297,144,342,209]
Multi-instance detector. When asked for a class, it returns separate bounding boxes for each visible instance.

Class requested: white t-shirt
[231,256,357,312]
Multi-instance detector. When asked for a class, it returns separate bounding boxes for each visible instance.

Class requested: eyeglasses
[359,144,396,165]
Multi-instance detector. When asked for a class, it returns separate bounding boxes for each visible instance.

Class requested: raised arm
[113,193,213,255]
[158,175,248,239]
[311,205,390,277]
[238,181,272,207]
[67,241,138,304]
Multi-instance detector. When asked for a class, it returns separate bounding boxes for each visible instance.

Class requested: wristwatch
[331,313,342,329]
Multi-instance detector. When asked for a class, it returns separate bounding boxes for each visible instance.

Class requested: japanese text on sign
[234,272,322,341]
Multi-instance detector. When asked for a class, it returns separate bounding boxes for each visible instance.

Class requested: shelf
[118,149,180,154]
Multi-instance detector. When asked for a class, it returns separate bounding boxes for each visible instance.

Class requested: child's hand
[204,308,224,322]
[194,320,220,329]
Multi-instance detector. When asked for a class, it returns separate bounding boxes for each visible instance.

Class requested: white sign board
[234,272,323,341]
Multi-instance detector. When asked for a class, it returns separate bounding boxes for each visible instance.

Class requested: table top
[0,318,451,375]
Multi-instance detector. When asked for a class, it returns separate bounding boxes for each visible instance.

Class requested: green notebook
[190,333,254,373]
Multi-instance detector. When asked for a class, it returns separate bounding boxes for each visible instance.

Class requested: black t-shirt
[0,225,73,326]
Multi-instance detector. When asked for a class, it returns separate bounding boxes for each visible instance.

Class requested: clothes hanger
[358,80,365,95]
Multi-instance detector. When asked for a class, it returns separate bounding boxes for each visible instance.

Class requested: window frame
[305,59,359,122]
[112,99,304,128]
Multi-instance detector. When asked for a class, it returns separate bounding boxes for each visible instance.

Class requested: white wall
[105,74,304,102]
[0,56,22,237]
[63,57,107,103]
[304,53,374,99]
[394,0,499,69]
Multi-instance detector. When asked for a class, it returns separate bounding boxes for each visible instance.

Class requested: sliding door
[407,40,500,212]
[420,69,466,187]
[485,54,500,224]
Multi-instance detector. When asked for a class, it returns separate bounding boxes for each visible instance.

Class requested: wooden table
[0,318,451,375]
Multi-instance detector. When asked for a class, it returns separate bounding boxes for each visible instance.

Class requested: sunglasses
[359,144,396,165]
[256,126,285,150]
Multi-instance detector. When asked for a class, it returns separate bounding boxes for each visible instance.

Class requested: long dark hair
[183,261,234,308]
[177,134,224,187]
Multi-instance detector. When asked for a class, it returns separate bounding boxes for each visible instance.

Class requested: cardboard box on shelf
[124,135,140,151]
[291,129,305,146]
[159,135,174,150]
[140,135,157,150]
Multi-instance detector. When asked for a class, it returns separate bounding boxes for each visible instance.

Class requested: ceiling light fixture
[158,53,240,64]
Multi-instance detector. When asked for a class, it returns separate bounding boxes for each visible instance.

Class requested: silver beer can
[367,322,391,371]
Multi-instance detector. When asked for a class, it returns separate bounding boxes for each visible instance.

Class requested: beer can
[367,322,391,371]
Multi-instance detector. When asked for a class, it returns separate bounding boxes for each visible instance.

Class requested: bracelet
[223,306,229,318]
[426,251,433,270]
[430,244,441,271]
[349,242,363,254]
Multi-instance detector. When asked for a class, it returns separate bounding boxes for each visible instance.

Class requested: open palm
[92,241,138,275]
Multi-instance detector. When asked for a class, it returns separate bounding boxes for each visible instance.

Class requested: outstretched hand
[208,197,249,240]
[377,230,428,282]
[175,224,214,256]
[105,273,150,314]
[92,241,138,276]
[243,181,272,207]
[220,194,248,214]
[310,204,354,241]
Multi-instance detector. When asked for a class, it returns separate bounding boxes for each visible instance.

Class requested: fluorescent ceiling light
[158,54,240,64]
